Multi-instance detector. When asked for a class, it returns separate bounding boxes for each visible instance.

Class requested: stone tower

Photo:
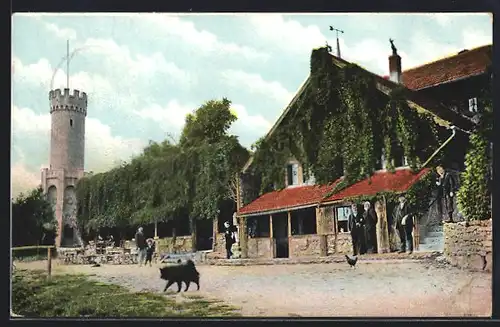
[41,88,87,247]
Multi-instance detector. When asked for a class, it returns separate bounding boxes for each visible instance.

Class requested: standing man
[224,221,237,259]
[363,201,378,254]
[135,226,147,267]
[436,165,457,223]
[393,196,413,254]
[348,203,366,255]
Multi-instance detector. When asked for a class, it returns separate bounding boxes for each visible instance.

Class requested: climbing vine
[248,46,446,202]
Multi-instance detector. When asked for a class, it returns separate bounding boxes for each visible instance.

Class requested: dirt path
[15,259,491,317]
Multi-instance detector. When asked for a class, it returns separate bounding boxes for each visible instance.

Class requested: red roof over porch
[237,168,431,216]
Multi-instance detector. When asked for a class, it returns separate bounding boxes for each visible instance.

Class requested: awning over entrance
[238,168,431,217]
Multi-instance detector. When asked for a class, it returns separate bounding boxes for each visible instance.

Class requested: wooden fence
[11,245,55,279]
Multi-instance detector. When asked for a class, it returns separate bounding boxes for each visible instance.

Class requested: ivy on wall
[75,99,249,236]
[246,47,445,203]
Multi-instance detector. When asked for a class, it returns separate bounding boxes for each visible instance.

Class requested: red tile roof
[321,168,431,203]
[401,45,492,90]
[238,184,333,215]
[238,168,431,216]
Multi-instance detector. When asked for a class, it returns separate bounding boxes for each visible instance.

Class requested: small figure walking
[135,227,147,267]
[145,238,155,267]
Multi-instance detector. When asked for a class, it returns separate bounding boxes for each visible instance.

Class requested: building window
[290,208,317,235]
[287,163,299,186]
[70,119,73,127]
[336,206,352,233]
[247,216,270,238]
[468,97,478,113]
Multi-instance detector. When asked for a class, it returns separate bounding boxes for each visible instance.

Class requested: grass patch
[12,269,240,318]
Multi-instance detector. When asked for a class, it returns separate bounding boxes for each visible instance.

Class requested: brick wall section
[289,234,322,258]
[156,236,193,254]
[443,219,492,272]
[247,238,274,258]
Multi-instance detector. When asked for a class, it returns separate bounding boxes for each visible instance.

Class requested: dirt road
[15,259,491,317]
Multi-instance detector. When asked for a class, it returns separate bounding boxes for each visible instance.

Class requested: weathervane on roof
[389,38,398,55]
[329,26,344,58]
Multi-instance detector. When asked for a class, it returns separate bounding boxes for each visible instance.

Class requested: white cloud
[78,37,197,87]
[462,29,492,49]
[431,13,453,27]
[44,22,77,40]
[11,105,146,195]
[220,69,294,105]
[11,162,41,198]
[248,15,326,57]
[144,14,270,61]
[133,100,195,129]
[230,103,272,131]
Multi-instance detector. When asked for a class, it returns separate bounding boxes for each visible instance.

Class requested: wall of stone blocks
[156,236,193,254]
[443,219,492,272]
[247,238,274,259]
[327,233,353,255]
[289,234,323,258]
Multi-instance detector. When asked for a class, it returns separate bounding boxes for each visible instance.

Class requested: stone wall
[443,219,492,272]
[289,234,322,258]
[327,233,352,255]
[156,236,193,254]
[247,238,274,259]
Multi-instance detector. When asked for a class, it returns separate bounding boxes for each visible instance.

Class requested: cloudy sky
[11,13,491,196]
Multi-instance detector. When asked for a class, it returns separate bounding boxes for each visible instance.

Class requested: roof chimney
[388,38,402,84]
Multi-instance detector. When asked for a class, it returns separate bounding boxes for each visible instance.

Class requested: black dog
[159,259,200,293]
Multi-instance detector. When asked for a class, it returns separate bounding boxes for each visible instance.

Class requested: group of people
[135,226,156,267]
[348,165,459,256]
[348,195,416,255]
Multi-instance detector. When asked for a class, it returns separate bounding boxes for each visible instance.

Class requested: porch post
[240,216,248,258]
[315,207,321,234]
[269,215,275,258]
[269,215,273,239]
[287,211,292,237]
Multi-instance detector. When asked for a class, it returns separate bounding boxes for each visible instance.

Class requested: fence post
[47,247,52,280]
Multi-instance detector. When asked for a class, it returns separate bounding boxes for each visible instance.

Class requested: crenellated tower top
[49,88,87,116]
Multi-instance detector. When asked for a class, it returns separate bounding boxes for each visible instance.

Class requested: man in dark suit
[348,203,366,255]
[393,195,413,254]
[436,165,458,223]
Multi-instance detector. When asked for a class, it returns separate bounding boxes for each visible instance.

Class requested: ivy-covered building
[232,44,491,259]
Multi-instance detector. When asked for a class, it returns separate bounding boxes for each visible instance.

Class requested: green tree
[12,187,57,246]
[456,132,491,221]
[75,98,249,251]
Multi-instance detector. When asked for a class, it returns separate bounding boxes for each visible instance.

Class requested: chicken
[345,254,358,268]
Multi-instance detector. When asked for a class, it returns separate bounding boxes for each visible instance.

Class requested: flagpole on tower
[66,40,70,89]
[329,26,344,59]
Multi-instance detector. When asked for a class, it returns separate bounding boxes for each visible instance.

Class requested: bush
[456,133,491,221]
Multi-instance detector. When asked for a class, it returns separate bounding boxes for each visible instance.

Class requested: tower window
[70,119,73,127]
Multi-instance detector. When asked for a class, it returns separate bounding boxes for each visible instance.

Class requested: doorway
[62,225,74,247]
[196,219,214,251]
[272,213,289,258]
